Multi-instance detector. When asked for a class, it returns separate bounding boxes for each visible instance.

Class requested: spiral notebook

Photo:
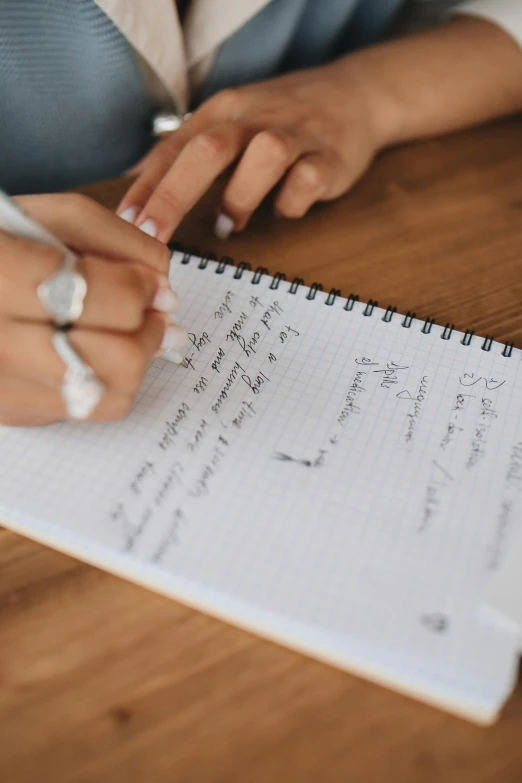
[1,246,522,724]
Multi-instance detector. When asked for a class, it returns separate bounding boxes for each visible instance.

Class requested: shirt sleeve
[450,0,522,49]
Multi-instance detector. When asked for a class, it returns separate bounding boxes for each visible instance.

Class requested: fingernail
[163,349,185,364]
[138,219,158,238]
[161,324,190,353]
[153,287,179,313]
[119,206,139,223]
[214,212,234,240]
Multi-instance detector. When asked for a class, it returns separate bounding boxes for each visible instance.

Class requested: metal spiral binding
[307,282,323,301]
[169,243,516,358]
[198,251,216,270]
[343,293,359,311]
[402,311,415,328]
[180,245,199,264]
[289,277,304,294]
[252,266,268,284]
[233,261,251,280]
[422,318,435,335]
[482,336,494,352]
[461,329,474,346]
[383,305,396,323]
[270,272,286,290]
[325,288,341,306]
[363,299,378,317]
[216,255,233,274]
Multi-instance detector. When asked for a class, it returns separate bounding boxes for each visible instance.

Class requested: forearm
[332,16,522,148]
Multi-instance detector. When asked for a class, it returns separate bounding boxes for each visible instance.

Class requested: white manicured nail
[153,287,179,313]
[139,219,158,238]
[214,213,234,239]
[161,324,190,352]
[163,349,185,364]
[119,206,139,223]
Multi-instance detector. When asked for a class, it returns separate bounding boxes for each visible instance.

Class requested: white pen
[0,187,75,257]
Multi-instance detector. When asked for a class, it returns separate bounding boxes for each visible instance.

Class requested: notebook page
[485,529,522,637]
[1,250,521,722]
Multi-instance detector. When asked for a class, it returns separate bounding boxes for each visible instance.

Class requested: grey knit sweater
[0,0,155,194]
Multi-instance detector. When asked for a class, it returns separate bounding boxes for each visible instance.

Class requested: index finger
[117,108,219,218]
[116,92,246,219]
[15,194,171,276]
[134,123,255,243]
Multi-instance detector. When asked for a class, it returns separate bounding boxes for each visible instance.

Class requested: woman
[1,0,521,426]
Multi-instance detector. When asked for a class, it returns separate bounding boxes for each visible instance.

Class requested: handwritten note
[0,249,521,721]
[110,276,299,560]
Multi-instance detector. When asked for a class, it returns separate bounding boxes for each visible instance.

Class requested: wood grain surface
[1,118,522,783]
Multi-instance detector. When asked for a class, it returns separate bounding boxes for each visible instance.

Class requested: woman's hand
[119,16,522,244]
[117,60,384,242]
[0,193,188,427]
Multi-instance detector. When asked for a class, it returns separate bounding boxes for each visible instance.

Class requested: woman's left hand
[117,61,385,242]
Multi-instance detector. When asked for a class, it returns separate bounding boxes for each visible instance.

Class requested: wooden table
[1,119,522,783]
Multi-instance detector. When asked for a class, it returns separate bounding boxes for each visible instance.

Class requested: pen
[0,188,74,257]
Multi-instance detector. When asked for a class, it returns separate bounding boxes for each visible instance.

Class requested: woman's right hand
[0,193,189,427]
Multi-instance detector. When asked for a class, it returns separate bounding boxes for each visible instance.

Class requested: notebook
[486,529,522,635]
[1,246,521,724]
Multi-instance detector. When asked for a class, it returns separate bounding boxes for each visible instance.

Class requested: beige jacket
[93,0,522,114]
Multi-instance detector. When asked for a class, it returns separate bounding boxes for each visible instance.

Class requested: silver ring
[52,330,105,420]
[37,250,87,326]
[151,111,192,137]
